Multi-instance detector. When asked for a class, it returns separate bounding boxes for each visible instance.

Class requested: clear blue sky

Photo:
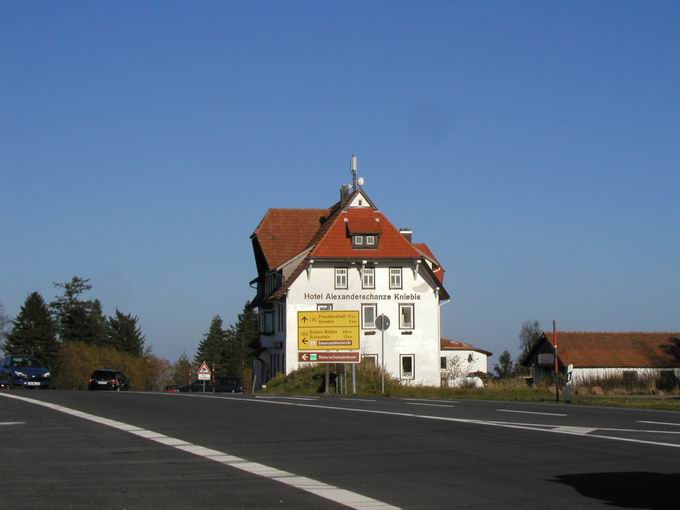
[2,1,679,364]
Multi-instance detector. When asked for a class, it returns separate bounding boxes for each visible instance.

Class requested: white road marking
[255,395,319,401]
[340,398,377,402]
[0,393,399,510]
[552,426,597,435]
[637,420,680,427]
[497,409,567,417]
[407,402,455,408]
[0,421,26,426]
[167,393,680,450]
[403,398,458,404]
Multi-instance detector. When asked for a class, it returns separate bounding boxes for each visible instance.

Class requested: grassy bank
[262,365,680,412]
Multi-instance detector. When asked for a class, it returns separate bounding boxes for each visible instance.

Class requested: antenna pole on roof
[351,154,358,191]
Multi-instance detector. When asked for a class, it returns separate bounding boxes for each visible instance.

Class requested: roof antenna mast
[351,154,358,191]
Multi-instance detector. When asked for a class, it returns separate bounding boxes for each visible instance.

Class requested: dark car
[88,369,130,391]
[215,377,245,393]
[0,355,51,389]
[179,377,245,393]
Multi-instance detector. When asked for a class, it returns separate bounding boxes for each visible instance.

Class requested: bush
[264,362,401,395]
[52,341,171,391]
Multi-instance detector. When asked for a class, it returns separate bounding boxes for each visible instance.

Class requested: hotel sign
[297,311,360,351]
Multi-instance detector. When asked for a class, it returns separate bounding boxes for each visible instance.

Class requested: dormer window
[352,234,378,249]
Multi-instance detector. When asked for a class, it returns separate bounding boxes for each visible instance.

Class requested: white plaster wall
[440,351,488,379]
[285,261,442,386]
[572,367,680,384]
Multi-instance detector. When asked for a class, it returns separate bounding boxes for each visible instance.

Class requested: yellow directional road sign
[297,311,360,351]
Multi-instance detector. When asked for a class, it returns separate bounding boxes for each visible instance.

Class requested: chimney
[399,228,413,243]
[340,184,351,203]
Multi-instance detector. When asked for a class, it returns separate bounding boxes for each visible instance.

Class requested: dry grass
[263,366,680,411]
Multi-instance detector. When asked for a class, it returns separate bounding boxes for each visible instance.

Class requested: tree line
[1,276,145,365]
[493,319,543,379]
[1,275,259,390]
[178,306,258,384]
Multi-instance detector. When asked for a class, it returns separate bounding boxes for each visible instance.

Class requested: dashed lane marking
[497,409,567,417]
[637,420,680,427]
[406,402,455,408]
[165,392,680,450]
[0,393,399,510]
[255,395,320,401]
[0,421,26,426]
[403,398,458,404]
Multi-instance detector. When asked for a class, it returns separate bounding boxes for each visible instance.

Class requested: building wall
[440,350,488,377]
[284,261,443,386]
[572,367,680,384]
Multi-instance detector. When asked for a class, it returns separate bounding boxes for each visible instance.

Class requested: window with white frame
[335,268,348,289]
[389,267,402,289]
[361,303,377,329]
[362,267,375,289]
[354,235,364,246]
[366,235,375,246]
[317,303,333,311]
[400,354,414,379]
[361,354,377,366]
[399,303,414,329]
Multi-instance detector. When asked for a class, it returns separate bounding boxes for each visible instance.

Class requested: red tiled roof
[254,188,450,302]
[441,338,493,356]
[347,215,381,234]
[311,208,421,260]
[414,242,445,284]
[541,332,680,368]
[253,208,329,269]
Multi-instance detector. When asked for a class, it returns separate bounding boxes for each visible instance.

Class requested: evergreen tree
[494,350,515,379]
[226,303,259,377]
[86,299,110,347]
[51,276,108,345]
[108,309,145,356]
[172,352,193,386]
[194,315,228,376]
[4,292,58,362]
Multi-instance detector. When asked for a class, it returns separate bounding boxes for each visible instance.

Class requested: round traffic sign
[375,314,390,331]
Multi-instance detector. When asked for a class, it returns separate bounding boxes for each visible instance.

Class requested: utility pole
[553,320,559,402]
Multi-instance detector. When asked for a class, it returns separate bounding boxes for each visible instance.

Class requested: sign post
[375,314,390,395]
[553,320,559,402]
[197,361,211,393]
[297,310,360,395]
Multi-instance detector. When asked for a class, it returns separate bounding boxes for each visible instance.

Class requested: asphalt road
[1,390,679,510]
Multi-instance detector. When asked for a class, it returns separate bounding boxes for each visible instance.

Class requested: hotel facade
[249,185,450,387]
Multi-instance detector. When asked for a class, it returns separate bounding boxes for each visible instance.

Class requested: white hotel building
[249,185,451,387]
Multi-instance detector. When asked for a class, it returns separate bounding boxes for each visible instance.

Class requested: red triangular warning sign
[197,361,211,375]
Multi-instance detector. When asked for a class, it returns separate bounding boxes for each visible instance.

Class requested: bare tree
[519,320,542,354]
[443,355,482,388]
[0,302,11,354]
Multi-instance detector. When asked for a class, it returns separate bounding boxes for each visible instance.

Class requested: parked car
[88,369,130,391]
[0,355,51,389]
[216,377,245,393]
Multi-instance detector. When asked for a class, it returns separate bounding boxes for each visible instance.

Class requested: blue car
[0,355,51,389]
